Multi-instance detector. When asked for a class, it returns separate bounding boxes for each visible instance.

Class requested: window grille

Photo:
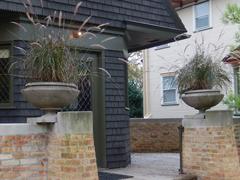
[0,48,12,105]
[64,53,94,111]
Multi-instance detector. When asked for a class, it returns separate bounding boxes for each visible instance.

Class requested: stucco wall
[144,0,239,119]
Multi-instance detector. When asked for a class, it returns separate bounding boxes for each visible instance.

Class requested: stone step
[174,174,198,180]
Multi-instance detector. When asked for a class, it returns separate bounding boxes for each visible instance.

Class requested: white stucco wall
[144,0,239,119]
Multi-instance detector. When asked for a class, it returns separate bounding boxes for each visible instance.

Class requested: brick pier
[182,110,240,180]
[0,112,98,180]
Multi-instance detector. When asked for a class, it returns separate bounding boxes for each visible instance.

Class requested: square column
[182,110,240,179]
[47,112,98,180]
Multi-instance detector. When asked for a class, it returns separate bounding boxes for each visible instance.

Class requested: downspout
[233,66,240,115]
[178,125,184,174]
[143,50,152,118]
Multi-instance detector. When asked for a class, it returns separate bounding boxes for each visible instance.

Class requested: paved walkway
[101,153,180,180]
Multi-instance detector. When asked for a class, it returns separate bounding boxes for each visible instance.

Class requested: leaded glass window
[0,48,12,105]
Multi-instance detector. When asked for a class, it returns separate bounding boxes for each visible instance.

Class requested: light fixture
[72,31,82,38]
[78,31,82,36]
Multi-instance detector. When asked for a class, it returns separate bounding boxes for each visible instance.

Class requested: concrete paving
[101,153,180,180]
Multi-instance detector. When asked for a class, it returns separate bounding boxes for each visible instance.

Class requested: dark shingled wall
[0,41,131,168]
[0,0,185,169]
[104,50,130,168]
[0,0,184,30]
[0,40,42,123]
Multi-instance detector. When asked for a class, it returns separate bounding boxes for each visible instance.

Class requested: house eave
[125,20,187,52]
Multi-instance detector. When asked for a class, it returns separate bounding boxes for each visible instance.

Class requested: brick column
[48,112,98,180]
[182,110,240,180]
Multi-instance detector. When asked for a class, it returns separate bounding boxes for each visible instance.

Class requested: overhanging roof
[0,0,187,52]
[126,20,187,52]
[126,0,187,52]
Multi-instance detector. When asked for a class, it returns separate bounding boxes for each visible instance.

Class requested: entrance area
[100,153,180,180]
[66,51,106,168]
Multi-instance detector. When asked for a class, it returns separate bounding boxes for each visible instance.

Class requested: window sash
[162,76,176,90]
[194,1,210,30]
[195,1,209,18]
[196,15,209,29]
[163,89,177,103]
[162,75,177,104]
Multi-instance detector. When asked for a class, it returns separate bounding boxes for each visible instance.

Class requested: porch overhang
[125,21,187,52]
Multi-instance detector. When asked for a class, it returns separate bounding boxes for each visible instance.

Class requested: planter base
[22,82,80,124]
[27,112,57,124]
[181,89,224,113]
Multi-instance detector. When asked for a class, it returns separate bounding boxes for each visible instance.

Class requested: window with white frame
[194,1,210,31]
[162,76,177,105]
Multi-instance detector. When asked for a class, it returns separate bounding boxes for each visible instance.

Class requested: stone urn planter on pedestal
[176,42,230,114]
[22,82,80,123]
[181,89,224,113]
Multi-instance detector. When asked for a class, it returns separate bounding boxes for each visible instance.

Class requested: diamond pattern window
[0,48,12,105]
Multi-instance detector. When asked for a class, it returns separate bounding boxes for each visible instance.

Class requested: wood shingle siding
[0,40,42,123]
[0,0,184,30]
[104,50,130,168]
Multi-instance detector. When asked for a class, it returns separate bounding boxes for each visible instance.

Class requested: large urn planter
[181,89,224,113]
[22,82,80,123]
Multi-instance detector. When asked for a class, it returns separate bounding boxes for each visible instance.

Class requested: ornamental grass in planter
[11,1,111,123]
[176,41,230,113]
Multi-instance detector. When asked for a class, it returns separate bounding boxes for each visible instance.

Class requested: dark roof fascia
[126,20,187,35]
[128,35,189,53]
[18,15,126,37]
[126,20,187,52]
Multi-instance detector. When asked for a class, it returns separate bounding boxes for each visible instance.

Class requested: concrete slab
[100,153,180,180]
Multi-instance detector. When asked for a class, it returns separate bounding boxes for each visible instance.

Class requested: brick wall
[182,111,240,180]
[0,112,98,180]
[48,134,98,180]
[183,126,240,179]
[130,118,181,152]
[233,121,240,160]
[0,133,48,179]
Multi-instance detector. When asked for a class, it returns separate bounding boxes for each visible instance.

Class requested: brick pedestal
[182,110,240,180]
[0,112,98,180]
[48,112,98,180]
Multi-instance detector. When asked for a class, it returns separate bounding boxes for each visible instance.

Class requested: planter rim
[183,89,221,94]
[25,82,78,89]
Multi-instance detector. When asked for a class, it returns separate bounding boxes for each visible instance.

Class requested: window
[162,76,177,105]
[0,47,12,105]
[194,1,210,31]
